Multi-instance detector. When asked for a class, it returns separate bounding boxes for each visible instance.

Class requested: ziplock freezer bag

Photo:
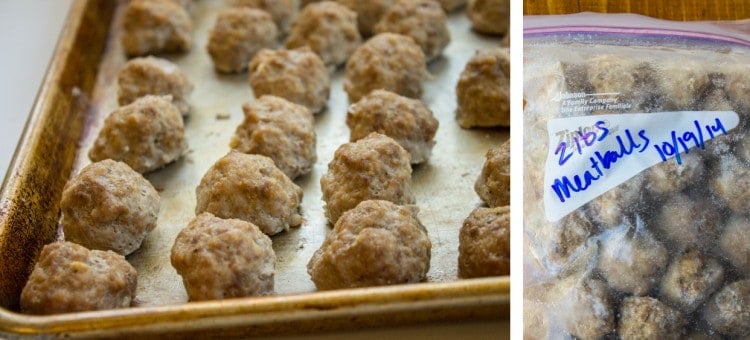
[524,13,750,339]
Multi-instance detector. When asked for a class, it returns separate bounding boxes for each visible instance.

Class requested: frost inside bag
[524,13,750,339]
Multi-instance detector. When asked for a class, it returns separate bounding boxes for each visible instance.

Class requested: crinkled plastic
[524,13,750,339]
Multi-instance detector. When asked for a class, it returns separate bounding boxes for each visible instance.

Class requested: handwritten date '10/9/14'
[551,118,728,203]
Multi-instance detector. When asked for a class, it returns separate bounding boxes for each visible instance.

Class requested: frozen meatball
[346,89,439,164]
[618,296,683,339]
[206,8,277,74]
[703,280,750,337]
[597,222,668,295]
[437,0,466,12]
[285,1,361,68]
[660,250,724,313]
[230,95,316,179]
[655,60,711,110]
[652,194,723,251]
[542,210,596,267]
[20,242,137,314]
[456,48,510,128]
[560,278,615,340]
[321,133,415,224]
[307,200,431,290]
[230,0,299,35]
[373,0,450,62]
[335,0,396,37]
[586,174,644,228]
[89,95,187,173]
[475,139,510,207]
[587,55,661,113]
[643,151,705,195]
[61,160,159,256]
[467,0,508,35]
[195,152,303,236]
[711,154,750,213]
[248,48,330,114]
[344,33,427,103]
[458,206,510,278]
[118,56,193,115]
[719,215,750,276]
[171,212,275,301]
[121,0,192,56]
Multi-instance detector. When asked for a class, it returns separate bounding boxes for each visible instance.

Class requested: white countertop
[0,1,508,338]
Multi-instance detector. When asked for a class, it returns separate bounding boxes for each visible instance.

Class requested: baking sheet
[73,0,506,307]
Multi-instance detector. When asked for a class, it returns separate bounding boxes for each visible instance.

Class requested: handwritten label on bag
[543,111,739,222]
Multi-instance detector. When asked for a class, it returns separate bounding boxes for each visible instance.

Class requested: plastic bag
[524,13,750,339]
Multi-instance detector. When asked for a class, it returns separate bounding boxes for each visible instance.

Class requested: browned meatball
[344,33,427,103]
[458,206,509,278]
[560,278,615,340]
[89,95,187,173]
[248,48,331,114]
[320,133,415,224]
[711,154,750,213]
[230,0,299,35]
[597,223,668,296]
[171,212,275,301]
[206,8,277,74]
[196,152,303,236]
[230,95,316,179]
[540,210,596,267]
[652,194,723,251]
[703,280,750,337]
[437,0,466,12]
[456,47,510,128]
[118,56,193,115]
[660,250,724,313]
[335,0,396,37]
[285,1,361,68]
[467,0,508,35]
[346,89,439,164]
[374,0,450,62]
[20,242,137,314]
[307,200,431,290]
[475,139,510,207]
[61,160,159,256]
[720,215,750,276]
[618,296,683,340]
[121,0,192,57]
[586,174,644,228]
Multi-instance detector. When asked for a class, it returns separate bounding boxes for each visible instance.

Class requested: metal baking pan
[0,0,508,337]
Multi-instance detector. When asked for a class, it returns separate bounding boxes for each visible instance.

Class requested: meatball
[307,200,431,290]
[320,133,415,224]
[586,55,661,113]
[660,250,724,313]
[195,152,303,236]
[89,95,187,173]
[560,278,615,340]
[335,0,396,37]
[229,95,317,179]
[618,296,683,339]
[344,33,427,103]
[652,194,723,251]
[121,0,192,57]
[117,56,193,115]
[373,0,450,62]
[467,0,508,36]
[597,222,668,295]
[346,89,439,164]
[456,48,510,128]
[171,212,275,301]
[285,1,361,68]
[719,215,750,276]
[230,0,299,35]
[20,242,137,314]
[248,48,330,114]
[655,60,711,110]
[437,0,466,12]
[61,160,159,256]
[458,206,510,278]
[643,151,705,195]
[475,139,510,207]
[206,8,277,74]
[541,210,596,267]
[702,280,750,337]
[586,174,644,228]
[711,154,750,213]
